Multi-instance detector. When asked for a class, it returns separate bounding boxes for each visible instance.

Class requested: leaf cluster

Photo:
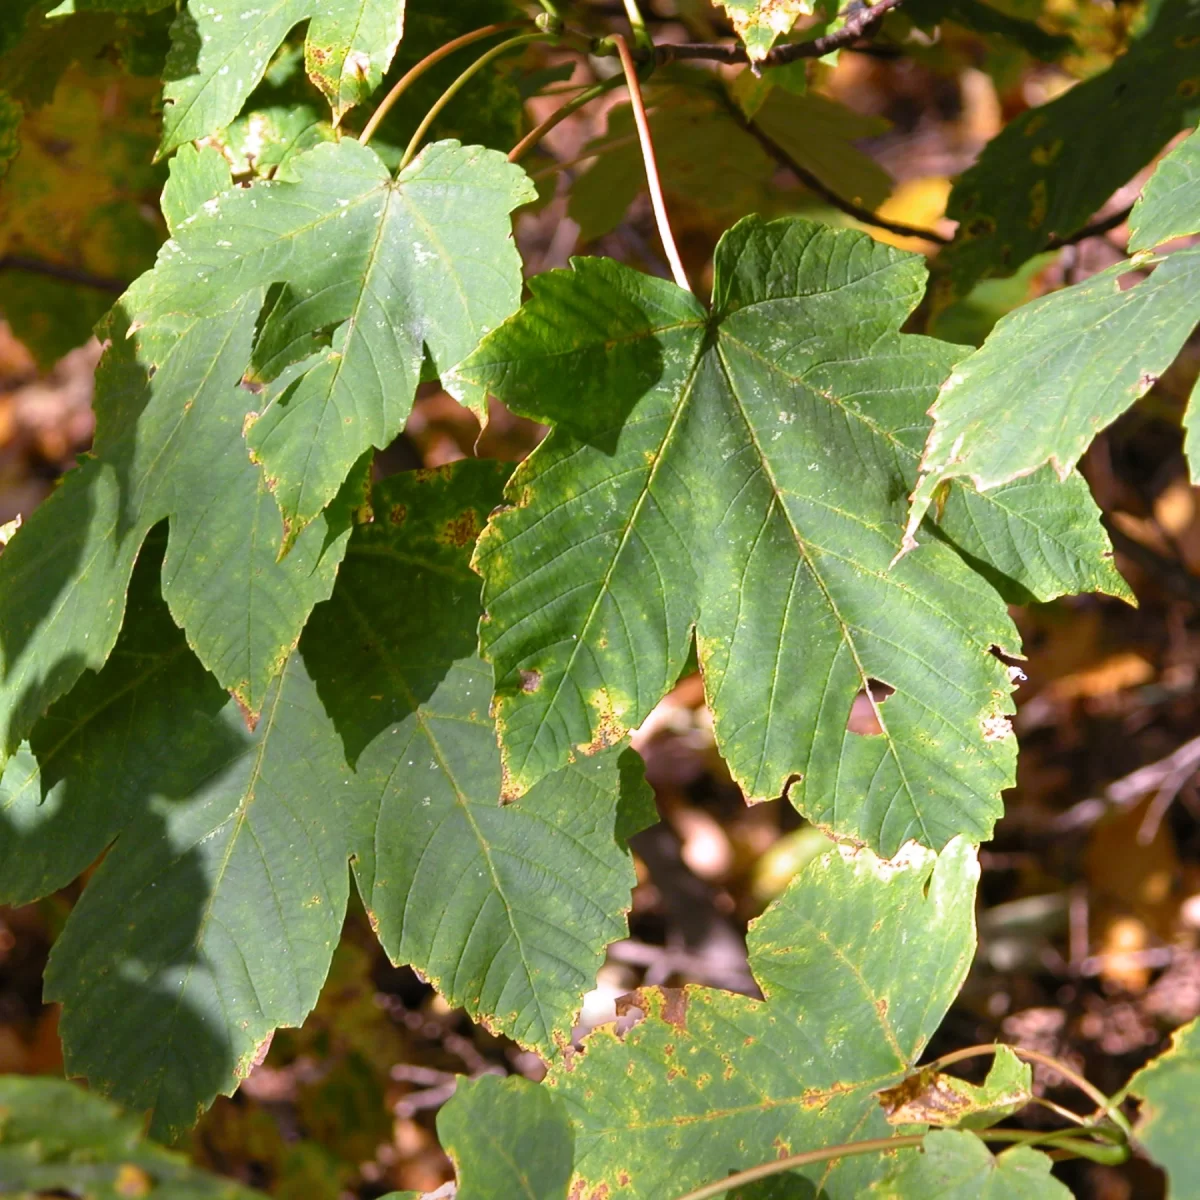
[0,0,1199,1197]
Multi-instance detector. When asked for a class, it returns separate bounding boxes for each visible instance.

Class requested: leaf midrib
[712,339,932,845]
[145,659,292,1128]
[501,333,710,793]
[337,577,559,1048]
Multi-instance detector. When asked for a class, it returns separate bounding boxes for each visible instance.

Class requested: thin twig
[1046,205,1133,251]
[1052,731,1200,834]
[718,92,948,245]
[359,21,527,147]
[672,1126,1118,1200]
[650,0,907,68]
[612,33,691,291]
[0,254,127,294]
[672,1134,926,1200]
[1080,945,1176,977]
[509,76,624,164]
[399,32,549,169]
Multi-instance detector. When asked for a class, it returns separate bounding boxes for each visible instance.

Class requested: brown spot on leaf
[773,1136,792,1159]
[1030,139,1063,166]
[415,465,455,483]
[388,503,407,525]
[1027,179,1048,230]
[801,1079,855,1110]
[615,990,646,1019]
[1179,78,1200,98]
[114,1164,154,1197]
[1138,372,1160,393]
[234,1031,274,1082]
[233,692,259,733]
[877,1066,978,1126]
[661,988,688,1031]
[499,759,522,803]
[579,689,629,756]
[520,668,542,693]
[439,509,482,547]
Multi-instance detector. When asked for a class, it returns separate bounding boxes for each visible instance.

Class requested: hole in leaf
[846,680,895,737]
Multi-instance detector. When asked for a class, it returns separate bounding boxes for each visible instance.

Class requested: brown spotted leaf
[718,0,818,61]
[879,1046,1032,1129]
[544,837,979,1198]
[160,0,406,151]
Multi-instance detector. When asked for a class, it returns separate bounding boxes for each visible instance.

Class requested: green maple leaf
[1126,1017,1200,1198]
[301,462,655,1051]
[938,0,1200,296]
[906,248,1200,547]
[0,1076,263,1198]
[0,301,356,756]
[128,137,533,548]
[1129,121,1200,254]
[0,536,354,1140]
[544,838,979,1198]
[160,0,406,152]
[455,216,1126,855]
[0,135,361,757]
[438,1075,574,1200]
[0,463,649,1135]
[905,118,1200,541]
[871,1130,1071,1199]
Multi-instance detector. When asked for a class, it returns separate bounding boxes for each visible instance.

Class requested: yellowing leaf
[878,1047,1032,1129]
[720,0,817,61]
[160,0,408,151]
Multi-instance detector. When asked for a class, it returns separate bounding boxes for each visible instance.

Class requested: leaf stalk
[399,32,552,170]
[509,76,624,164]
[359,21,528,147]
[623,0,653,53]
[611,34,691,293]
[673,1124,1129,1200]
